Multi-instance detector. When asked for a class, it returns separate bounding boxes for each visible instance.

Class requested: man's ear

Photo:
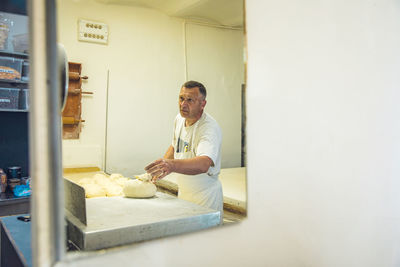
[201,99,207,109]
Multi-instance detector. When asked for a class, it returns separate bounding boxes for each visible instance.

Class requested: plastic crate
[12,33,29,53]
[0,87,19,109]
[0,56,23,81]
[0,22,10,51]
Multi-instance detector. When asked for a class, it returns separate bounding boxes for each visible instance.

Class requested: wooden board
[62,62,83,139]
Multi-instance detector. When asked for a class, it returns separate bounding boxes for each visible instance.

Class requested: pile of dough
[82,183,107,198]
[123,179,157,198]
[109,173,129,187]
[105,184,123,197]
[77,177,93,186]
[77,173,125,198]
[93,174,113,187]
[76,172,155,198]
[110,173,124,181]
[114,177,129,187]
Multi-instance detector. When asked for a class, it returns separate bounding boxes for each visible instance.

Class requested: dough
[77,173,130,198]
[93,174,116,189]
[105,184,123,197]
[123,179,157,198]
[114,177,129,187]
[82,183,107,198]
[77,177,94,186]
[136,173,152,182]
[110,173,124,181]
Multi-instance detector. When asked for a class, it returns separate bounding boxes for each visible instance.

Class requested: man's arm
[163,145,174,159]
[145,156,213,183]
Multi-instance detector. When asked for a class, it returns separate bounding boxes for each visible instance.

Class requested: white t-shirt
[172,112,222,177]
[171,112,223,218]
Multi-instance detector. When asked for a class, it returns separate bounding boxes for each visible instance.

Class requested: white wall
[186,23,244,168]
[58,0,111,168]
[104,6,185,175]
[60,0,400,266]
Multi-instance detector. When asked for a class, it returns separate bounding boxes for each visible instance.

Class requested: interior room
[57,0,248,226]
[2,0,400,266]
[1,0,248,264]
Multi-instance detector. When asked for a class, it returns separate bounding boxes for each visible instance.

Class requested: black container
[7,166,21,179]
[0,56,23,81]
[0,87,19,109]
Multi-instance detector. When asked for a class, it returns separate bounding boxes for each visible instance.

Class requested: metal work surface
[1,214,32,267]
[66,192,220,250]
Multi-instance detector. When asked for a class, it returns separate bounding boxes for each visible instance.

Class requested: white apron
[174,117,223,220]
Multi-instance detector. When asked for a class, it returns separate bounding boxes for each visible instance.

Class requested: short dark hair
[182,80,207,99]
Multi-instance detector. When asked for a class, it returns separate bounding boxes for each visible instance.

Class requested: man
[145,81,223,217]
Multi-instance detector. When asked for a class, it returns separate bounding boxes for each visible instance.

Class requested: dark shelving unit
[0,49,30,214]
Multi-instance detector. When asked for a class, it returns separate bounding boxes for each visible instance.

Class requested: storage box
[12,33,28,53]
[0,56,23,81]
[0,88,19,109]
[0,22,10,50]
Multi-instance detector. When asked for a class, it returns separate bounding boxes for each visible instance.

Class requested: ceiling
[95,0,244,27]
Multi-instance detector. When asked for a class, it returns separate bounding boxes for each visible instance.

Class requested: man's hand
[145,159,175,183]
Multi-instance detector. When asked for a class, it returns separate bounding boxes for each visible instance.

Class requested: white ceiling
[95,0,243,27]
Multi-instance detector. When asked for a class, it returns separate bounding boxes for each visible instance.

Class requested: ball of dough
[136,173,152,182]
[82,183,106,198]
[123,179,157,198]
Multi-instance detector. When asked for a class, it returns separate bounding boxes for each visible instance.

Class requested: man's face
[179,87,206,120]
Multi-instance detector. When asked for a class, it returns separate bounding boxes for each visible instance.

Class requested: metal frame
[28,0,65,266]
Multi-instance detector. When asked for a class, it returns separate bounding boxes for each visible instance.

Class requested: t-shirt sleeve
[195,123,221,166]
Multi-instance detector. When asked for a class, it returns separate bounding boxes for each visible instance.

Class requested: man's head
[179,81,207,125]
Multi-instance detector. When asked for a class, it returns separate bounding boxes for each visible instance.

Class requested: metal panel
[1,215,32,267]
[63,178,86,225]
[29,0,66,266]
[66,192,220,250]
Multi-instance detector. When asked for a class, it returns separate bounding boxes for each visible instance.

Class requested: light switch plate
[78,19,108,45]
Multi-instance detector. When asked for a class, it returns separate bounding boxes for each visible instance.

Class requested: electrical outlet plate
[78,19,108,45]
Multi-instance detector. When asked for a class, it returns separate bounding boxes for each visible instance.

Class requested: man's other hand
[145,159,174,183]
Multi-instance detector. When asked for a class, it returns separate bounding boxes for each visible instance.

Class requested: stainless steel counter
[66,192,220,250]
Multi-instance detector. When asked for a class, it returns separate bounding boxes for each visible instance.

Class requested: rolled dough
[123,179,157,198]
